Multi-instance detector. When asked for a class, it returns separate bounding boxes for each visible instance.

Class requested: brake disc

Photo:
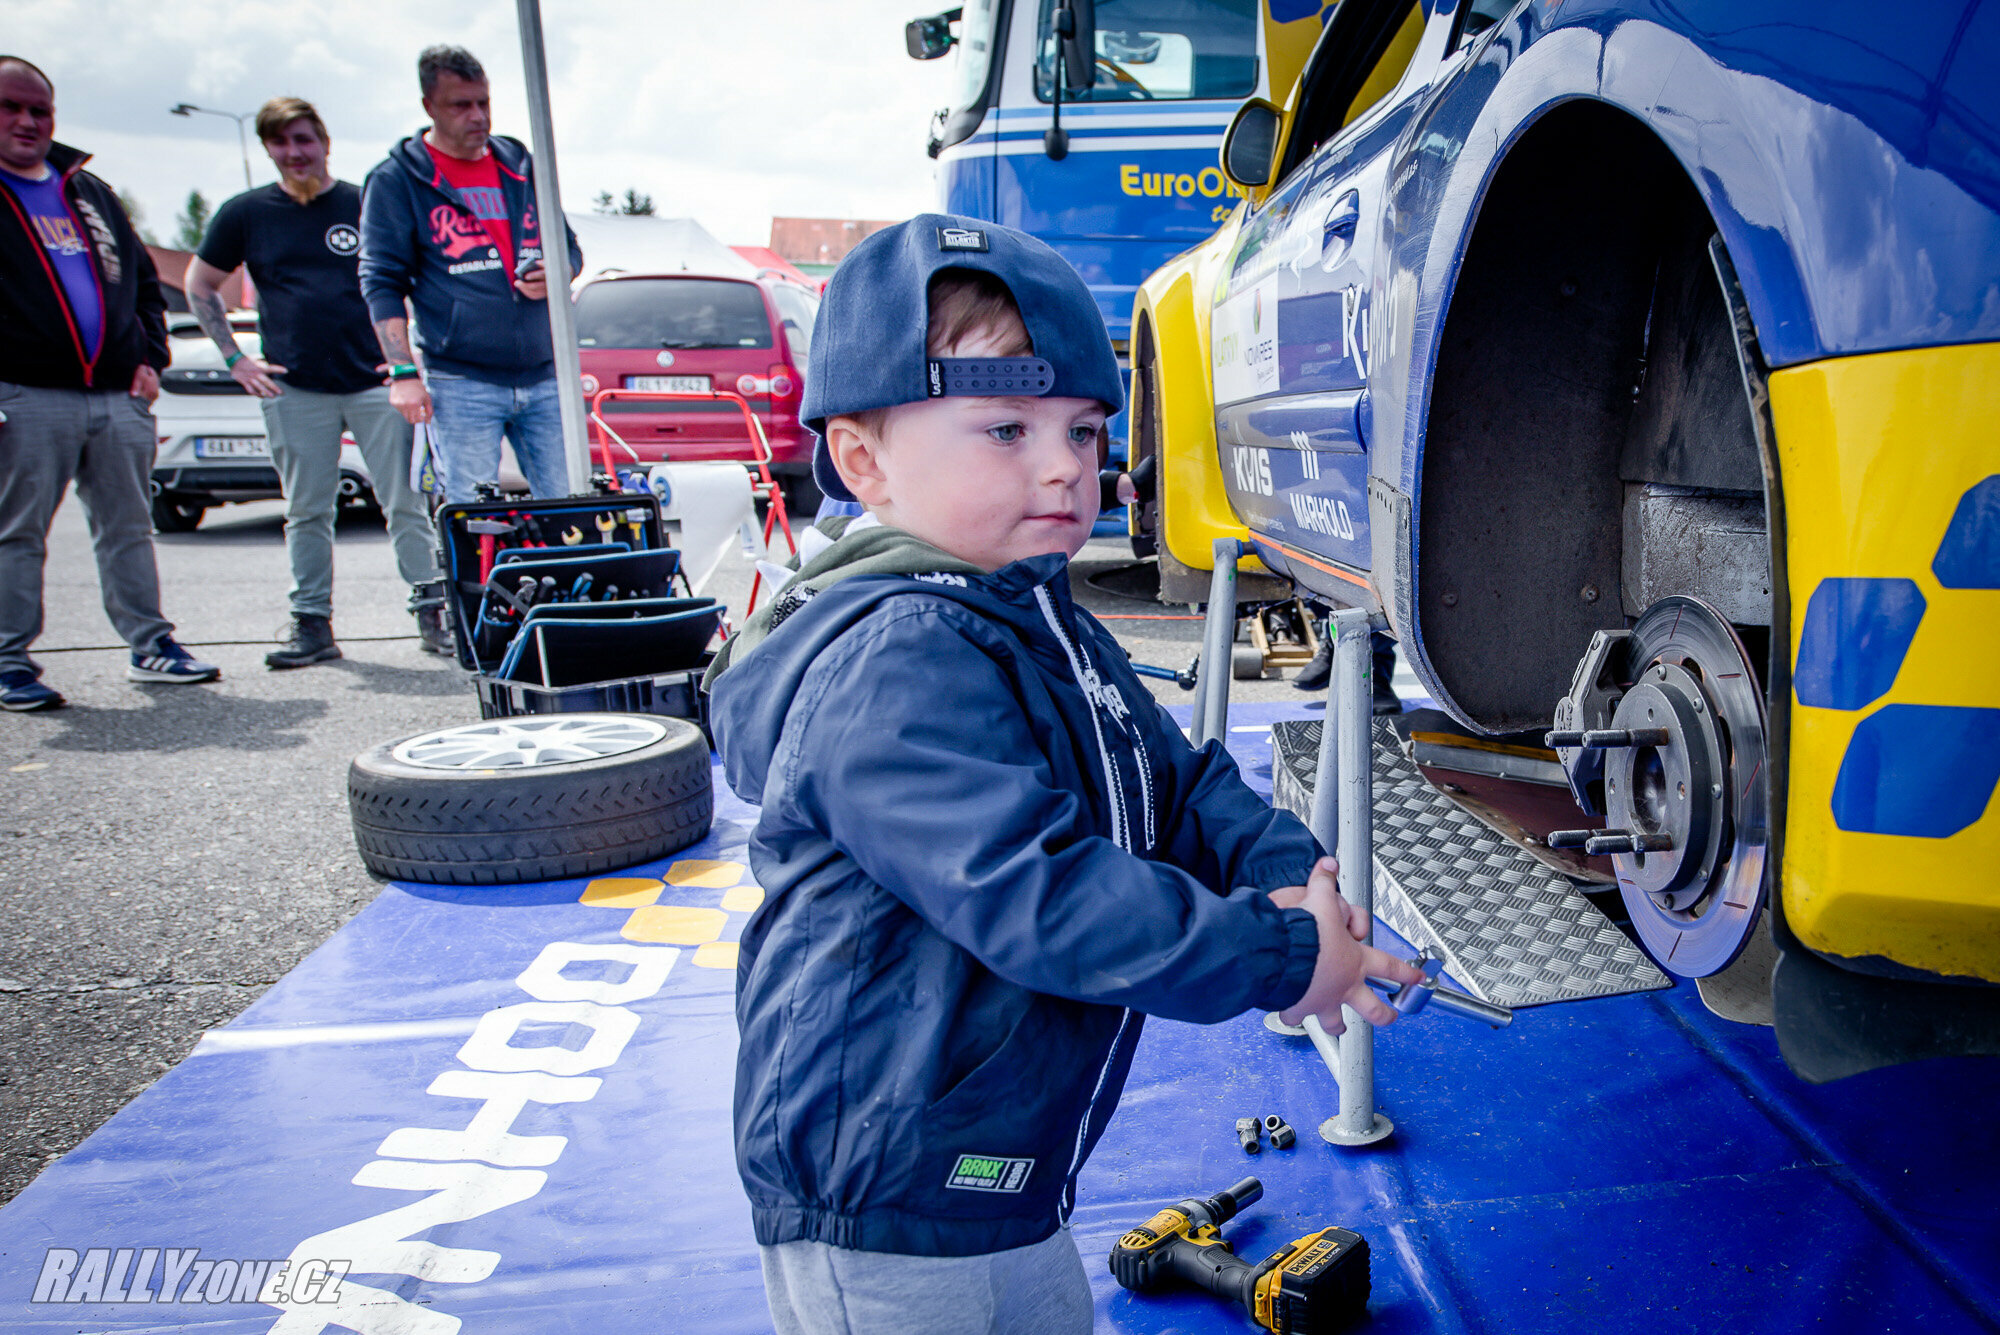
[1554,596,1769,977]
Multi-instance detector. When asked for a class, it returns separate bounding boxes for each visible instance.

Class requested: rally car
[1127,0,2000,1076]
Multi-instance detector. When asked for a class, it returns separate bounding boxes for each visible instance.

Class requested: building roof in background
[768,217,896,268]
[568,215,759,284]
[147,244,254,312]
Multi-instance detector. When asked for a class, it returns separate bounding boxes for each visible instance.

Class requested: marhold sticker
[946,1155,1033,1193]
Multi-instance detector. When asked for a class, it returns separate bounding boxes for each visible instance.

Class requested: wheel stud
[1583,830,1674,856]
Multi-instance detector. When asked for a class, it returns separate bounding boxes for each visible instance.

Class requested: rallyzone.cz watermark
[31,1249,350,1305]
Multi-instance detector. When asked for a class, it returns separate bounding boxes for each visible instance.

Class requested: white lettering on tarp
[285,1159,544,1286]
[376,1071,601,1167]
[1288,492,1357,539]
[33,1249,77,1302]
[260,939,680,1333]
[455,1000,640,1076]
[515,941,677,1005]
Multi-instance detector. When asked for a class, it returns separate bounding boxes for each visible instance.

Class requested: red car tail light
[580,373,601,396]
[736,373,761,397]
[766,364,797,399]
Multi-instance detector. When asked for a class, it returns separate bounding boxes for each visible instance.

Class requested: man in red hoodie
[0,55,219,710]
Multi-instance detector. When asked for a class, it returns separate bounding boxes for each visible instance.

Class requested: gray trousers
[759,1229,1093,1335]
[0,381,174,677]
[262,385,439,619]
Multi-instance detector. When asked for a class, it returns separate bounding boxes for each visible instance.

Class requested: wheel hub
[390,715,669,770]
[1548,597,1768,977]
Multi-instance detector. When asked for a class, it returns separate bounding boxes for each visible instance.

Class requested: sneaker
[265,614,341,670]
[127,638,222,684]
[0,669,65,711]
[414,604,453,657]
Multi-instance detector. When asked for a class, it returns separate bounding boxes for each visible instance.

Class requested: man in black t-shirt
[186,96,448,667]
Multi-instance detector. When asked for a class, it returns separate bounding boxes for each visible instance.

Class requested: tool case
[434,493,724,727]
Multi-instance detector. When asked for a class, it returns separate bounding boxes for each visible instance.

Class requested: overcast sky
[8,0,962,249]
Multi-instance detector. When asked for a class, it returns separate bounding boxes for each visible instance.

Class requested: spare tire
[348,713,713,885]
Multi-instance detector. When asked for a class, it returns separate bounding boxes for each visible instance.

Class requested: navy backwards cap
[806,214,1124,504]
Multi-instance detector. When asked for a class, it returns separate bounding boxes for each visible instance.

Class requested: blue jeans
[426,371,571,503]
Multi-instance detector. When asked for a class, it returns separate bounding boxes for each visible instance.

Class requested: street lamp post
[169,103,254,190]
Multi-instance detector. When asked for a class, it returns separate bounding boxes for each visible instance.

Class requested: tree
[593,187,656,216]
[116,188,159,245]
[174,189,211,250]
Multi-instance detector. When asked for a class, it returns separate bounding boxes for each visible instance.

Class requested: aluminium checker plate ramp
[1272,718,1670,1008]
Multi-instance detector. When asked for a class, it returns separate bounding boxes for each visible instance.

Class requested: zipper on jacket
[1033,582,1129,851]
[1033,577,1145,1226]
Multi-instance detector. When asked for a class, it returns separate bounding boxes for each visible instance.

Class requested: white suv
[149,313,376,531]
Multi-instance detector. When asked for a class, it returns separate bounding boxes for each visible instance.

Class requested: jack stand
[1267,606,1395,1145]
[1191,538,1248,747]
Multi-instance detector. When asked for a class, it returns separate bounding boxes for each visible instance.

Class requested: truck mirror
[905,9,962,60]
[1061,0,1097,94]
[1221,100,1281,189]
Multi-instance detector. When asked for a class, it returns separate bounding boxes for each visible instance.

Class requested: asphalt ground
[0,494,1309,1205]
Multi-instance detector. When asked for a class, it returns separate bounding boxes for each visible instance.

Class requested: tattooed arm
[374,312,432,425]
[184,257,285,398]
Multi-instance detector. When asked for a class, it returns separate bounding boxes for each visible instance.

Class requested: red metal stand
[586,388,800,614]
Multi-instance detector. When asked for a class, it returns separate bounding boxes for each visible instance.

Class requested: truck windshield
[574,279,773,350]
[951,0,1004,112]
[1036,0,1258,102]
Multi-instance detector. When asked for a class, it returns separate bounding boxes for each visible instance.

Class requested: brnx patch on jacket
[946,1154,1033,1192]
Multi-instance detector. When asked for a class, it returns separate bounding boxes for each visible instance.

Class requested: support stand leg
[1191,538,1243,747]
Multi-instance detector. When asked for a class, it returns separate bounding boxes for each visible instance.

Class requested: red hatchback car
[576,272,820,499]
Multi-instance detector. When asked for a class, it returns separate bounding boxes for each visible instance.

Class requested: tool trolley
[433,490,724,728]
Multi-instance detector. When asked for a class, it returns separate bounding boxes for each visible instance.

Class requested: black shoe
[415,604,453,656]
[1373,677,1403,714]
[1292,637,1331,691]
[266,615,341,670]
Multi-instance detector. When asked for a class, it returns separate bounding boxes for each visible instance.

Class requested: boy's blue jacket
[357,132,582,386]
[708,526,1321,1257]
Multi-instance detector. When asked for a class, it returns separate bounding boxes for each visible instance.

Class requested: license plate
[625,375,711,394]
[192,436,269,458]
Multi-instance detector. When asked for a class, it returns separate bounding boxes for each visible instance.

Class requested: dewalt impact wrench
[1109,1177,1370,1333]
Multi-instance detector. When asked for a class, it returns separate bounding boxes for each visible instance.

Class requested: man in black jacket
[0,56,219,711]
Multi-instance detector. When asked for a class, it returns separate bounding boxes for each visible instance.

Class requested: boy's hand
[1272,858,1428,1035]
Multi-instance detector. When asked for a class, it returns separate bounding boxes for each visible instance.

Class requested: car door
[1209,0,1442,600]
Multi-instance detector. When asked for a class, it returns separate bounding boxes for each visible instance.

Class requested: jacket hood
[707,523,1070,808]
[389,130,531,184]
[703,516,985,689]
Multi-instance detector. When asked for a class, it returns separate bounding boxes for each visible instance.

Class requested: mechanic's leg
[342,387,440,587]
[0,384,88,678]
[262,388,342,619]
[505,375,573,500]
[424,372,509,504]
[72,391,175,654]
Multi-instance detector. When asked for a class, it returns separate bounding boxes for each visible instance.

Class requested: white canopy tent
[566,215,759,285]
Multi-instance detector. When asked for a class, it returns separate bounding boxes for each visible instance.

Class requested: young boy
[705,215,1422,1335]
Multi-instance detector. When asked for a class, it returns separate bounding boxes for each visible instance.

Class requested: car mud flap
[1272,717,1670,1007]
[1771,939,2000,1083]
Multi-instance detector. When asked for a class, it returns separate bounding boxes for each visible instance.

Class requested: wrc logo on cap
[937,226,989,252]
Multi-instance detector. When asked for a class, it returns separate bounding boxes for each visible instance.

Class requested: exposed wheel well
[1416,100,1767,733]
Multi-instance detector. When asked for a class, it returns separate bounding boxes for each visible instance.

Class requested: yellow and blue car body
[1131,0,2000,1074]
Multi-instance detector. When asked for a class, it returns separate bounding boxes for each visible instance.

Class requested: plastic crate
[474,665,708,731]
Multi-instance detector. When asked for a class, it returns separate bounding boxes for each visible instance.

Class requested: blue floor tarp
[1,703,1994,1333]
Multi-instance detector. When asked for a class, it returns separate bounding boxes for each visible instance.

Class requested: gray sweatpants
[261,385,439,619]
[0,381,174,677]
[759,1229,1094,1335]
